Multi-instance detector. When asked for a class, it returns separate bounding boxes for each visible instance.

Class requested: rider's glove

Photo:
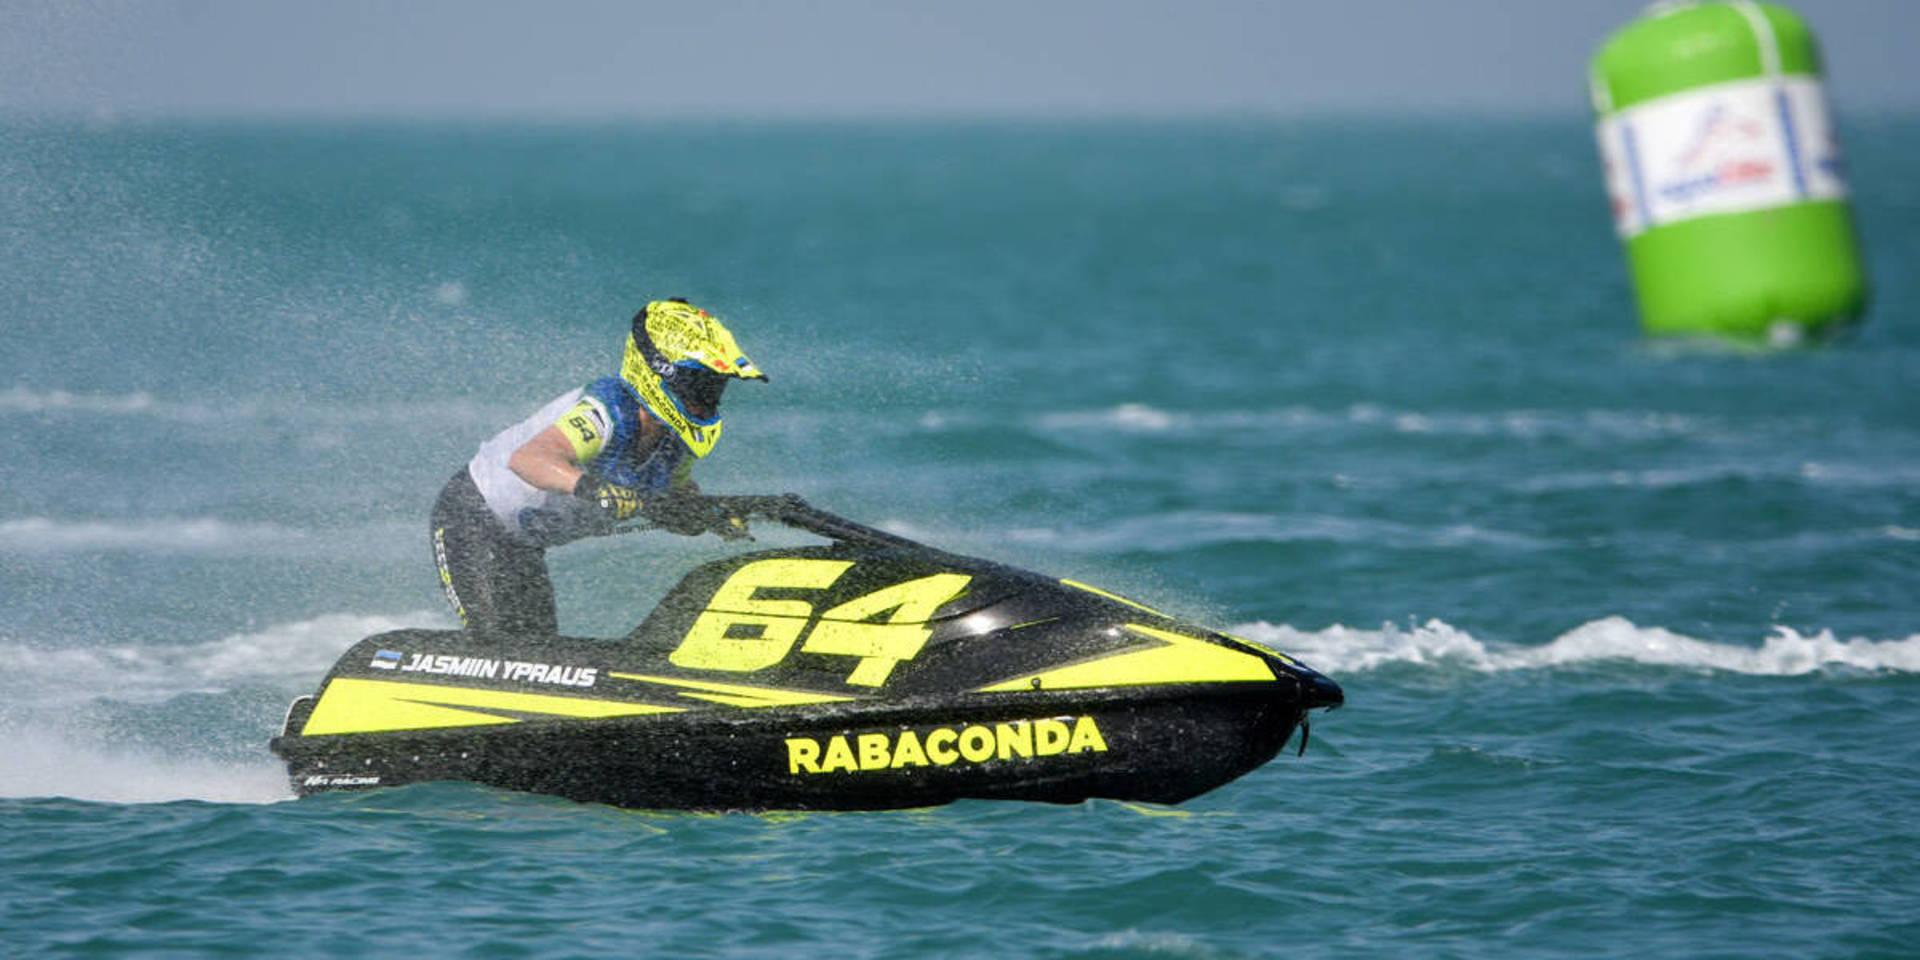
[712,511,753,542]
[573,476,644,521]
[646,495,753,541]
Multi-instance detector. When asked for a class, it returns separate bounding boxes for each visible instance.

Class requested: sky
[3,0,1917,119]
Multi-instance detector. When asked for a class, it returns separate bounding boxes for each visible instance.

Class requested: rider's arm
[508,425,586,494]
[510,394,618,494]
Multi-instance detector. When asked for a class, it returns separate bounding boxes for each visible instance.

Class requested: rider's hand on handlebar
[574,476,644,521]
[713,511,753,542]
[645,495,751,541]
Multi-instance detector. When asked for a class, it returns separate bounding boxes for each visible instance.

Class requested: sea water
[1,118,1915,958]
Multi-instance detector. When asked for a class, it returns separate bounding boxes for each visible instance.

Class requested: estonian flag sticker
[369,649,404,670]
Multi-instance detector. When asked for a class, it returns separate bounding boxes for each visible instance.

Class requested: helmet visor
[668,363,728,423]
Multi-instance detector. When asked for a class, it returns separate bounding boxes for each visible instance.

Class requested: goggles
[665,362,728,423]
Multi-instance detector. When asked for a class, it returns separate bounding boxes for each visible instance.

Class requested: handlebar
[617,493,929,554]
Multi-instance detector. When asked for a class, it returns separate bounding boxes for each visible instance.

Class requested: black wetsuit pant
[430,467,558,635]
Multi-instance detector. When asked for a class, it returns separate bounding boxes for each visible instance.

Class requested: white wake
[1238,616,1920,676]
[0,611,444,803]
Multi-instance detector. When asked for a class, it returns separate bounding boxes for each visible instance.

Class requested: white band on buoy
[1596,76,1845,238]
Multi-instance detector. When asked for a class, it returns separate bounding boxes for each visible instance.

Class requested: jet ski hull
[274,684,1306,810]
[269,496,1342,811]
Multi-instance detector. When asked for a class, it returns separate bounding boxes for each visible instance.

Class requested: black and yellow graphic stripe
[978,623,1276,692]
[301,678,682,736]
[301,674,860,736]
[605,672,855,708]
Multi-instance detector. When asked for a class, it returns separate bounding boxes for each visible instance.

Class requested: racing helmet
[619,299,767,458]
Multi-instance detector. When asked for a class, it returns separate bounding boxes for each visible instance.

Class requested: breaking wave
[998,511,1547,552]
[1031,402,1754,442]
[878,515,1917,559]
[0,384,516,428]
[0,386,168,415]
[0,516,420,558]
[0,611,446,706]
[0,731,292,804]
[1238,616,1920,676]
[0,611,444,804]
[0,516,310,554]
[1512,463,1920,493]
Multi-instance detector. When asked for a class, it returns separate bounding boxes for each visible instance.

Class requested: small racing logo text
[394,653,597,688]
[303,774,381,788]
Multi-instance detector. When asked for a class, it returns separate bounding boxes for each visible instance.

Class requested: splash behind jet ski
[269,495,1343,811]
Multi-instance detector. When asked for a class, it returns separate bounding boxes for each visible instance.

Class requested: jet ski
[270,495,1343,810]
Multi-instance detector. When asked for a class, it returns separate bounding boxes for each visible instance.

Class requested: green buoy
[1591,1,1868,342]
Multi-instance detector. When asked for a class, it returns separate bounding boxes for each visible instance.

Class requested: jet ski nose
[1299,670,1345,711]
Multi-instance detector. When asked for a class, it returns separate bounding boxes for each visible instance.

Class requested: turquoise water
[2,117,1917,957]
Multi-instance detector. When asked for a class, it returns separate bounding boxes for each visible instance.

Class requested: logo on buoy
[1659,101,1778,203]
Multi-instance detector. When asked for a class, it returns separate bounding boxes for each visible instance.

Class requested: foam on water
[0,516,424,559]
[1515,462,1920,493]
[0,385,164,415]
[0,611,443,803]
[0,516,310,554]
[0,610,445,705]
[1241,616,1920,676]
[0,384,518,429]
[1027,401,1838,444]
[0,730,292,804]
[1000,511,1548,552]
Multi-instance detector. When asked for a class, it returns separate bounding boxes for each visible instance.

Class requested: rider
[430,298,768,634]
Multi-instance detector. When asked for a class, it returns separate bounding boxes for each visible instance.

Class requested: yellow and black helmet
[619,299,767,458]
